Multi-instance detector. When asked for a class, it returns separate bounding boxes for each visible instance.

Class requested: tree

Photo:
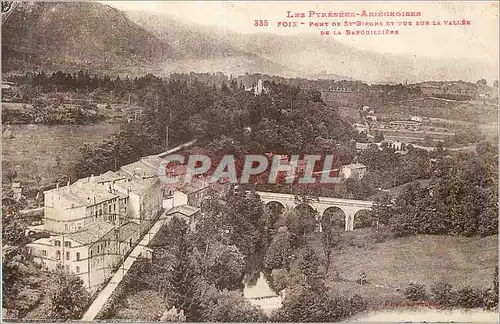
[50,271,90,320]
[296,245,323,283]
[486,266,498,309]
[404,283,428,301]
[430,281,454,308]
[279,205,317,242]
[264,227,294,271]
[2,203,28,246]
[271,285,365,322]
[160,306,186,322]
[166,220,198,316]
[2,246,43,319]
[3,160,18,185]
[270,268,289,293]
[356,131,369,143]
[204,242,245,290]
[320,221,341,273]
[476,79,487,86]
[202,290,266,322]
[224,190,264,257]
[373,130,384,143]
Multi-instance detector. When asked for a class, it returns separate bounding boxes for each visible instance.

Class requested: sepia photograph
[1,1,499,322]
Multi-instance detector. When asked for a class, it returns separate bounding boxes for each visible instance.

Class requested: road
[81,212,171,321]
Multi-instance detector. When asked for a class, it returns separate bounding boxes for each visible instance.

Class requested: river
[243,272,282,315]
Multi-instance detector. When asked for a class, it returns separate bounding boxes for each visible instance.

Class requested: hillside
[126,11,497,83]
[322,232,498,310]
[1,2,181,73]
[125,11,294,77]
[2,3,497,83]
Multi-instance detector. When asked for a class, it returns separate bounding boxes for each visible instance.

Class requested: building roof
[141,155,165,170]
[179,178,210,195]
[117,221,141,241]
[342,163,367,170]
[167,205,200,217]
[66,220,115,245]
[114,176,158,196]
[47,182,118,208]
[120,160,157,179]
[167,164,188,177]
[76,170,127,185]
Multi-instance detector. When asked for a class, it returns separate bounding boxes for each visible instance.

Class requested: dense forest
[56,72,356,179]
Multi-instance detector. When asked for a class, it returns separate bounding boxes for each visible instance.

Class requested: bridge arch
[265,201,286,215]
[294,203,319,234]
[321,206,347,232]
[353,209,372,229]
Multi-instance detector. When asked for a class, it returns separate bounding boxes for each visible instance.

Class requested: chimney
[90,174,94,183]
[56,182,59,190]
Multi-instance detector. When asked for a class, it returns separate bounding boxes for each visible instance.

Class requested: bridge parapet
[256,191,373,231]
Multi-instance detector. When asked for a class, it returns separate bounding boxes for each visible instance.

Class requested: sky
[102,1,499,63]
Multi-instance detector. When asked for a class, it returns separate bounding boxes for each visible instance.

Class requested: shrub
[349,294,368,314]
[430,281,455,308]
[270,268,289,293]
[404,283,428,301]
[455,286,483,308]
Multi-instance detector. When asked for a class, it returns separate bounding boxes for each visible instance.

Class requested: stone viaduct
[256,191,373,231]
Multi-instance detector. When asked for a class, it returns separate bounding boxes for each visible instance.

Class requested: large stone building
[27,149,219,292]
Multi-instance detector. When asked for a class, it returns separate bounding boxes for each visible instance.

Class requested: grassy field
[322,231,498,309]
[2,123,121,186]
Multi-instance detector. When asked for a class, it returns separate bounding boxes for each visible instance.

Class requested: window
[97,245,100,254]
[90,251,93,258]
[76,266,80,273]
[55,240,61,247]
[65,224,69,231]
[64,241,71,248]
[56,251,61,260]
[76,252,80,261]
[109,205,112,213]
[66,251,70,260]
[65,265,69,272]
[42,250,47,257]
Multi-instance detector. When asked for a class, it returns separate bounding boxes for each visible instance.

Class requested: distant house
[178,178,210,208]
[389,120,421,131]
[167,205,201,231]
[340,163,367,181]
[361,106,374,113]
[12,182,22,201]
[353,123,369,133]
[410,116,423,123]
[356,142,382,153]
[2,81,15,90]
